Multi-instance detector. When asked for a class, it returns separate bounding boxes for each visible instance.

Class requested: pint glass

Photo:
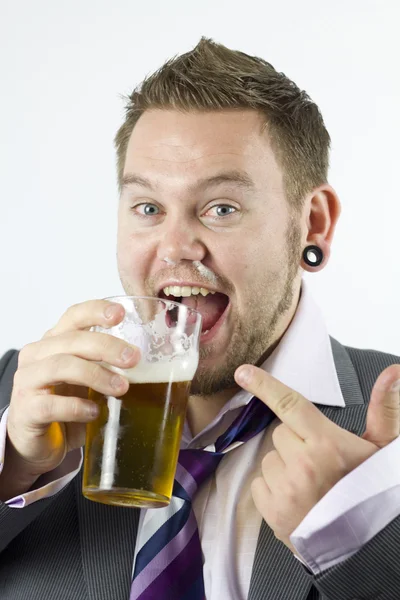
[82,296,202,508]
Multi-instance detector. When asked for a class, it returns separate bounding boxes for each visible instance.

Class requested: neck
[186,336,281,438]
[187,387,239,437]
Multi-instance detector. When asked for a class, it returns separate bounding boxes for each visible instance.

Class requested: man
[0,37,399,600]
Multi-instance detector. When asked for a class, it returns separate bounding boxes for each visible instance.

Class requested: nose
[156,217,206,264]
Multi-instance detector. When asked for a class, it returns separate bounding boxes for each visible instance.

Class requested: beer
[82,295,202,508]
[82,366,194,508]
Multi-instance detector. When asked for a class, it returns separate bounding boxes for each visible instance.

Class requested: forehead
[123,108,281,186]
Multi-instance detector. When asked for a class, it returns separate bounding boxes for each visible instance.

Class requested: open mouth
[158,286,230,341]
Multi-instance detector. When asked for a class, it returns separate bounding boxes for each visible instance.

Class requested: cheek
[237,221,285,275]
[223,230,285,310]
[116,237,132,277]
[116,227,147,281]
[221,235,265,281]
[117,219,129,267]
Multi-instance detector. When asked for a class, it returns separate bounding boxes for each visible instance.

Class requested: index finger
[235,364,334,441]
[44,300,125,338]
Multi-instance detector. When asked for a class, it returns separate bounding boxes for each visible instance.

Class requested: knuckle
[42,328,55,339]
[60,330,82,352]
[66,302,81,315]
[90,362,107,386]
[46,353,74,381]
[63,303,81,325]
[47,353,67,372]
[18,346,29,367]
[64,301,93,330]
[296,453,317,483]
[316,434,337,455]
[334,445,349,474]
[283,478,298,501]
[261,450,275,472]
[276,391,300,416]
[36,394,54,422]
[271,423,285,444]
[18,341,39,366]
[98,332,116,355]
[70,397,83,419]
[382,402,399,422]
[12,367,25,389]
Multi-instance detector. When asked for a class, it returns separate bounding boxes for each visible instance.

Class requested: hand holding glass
[82,296,202,508]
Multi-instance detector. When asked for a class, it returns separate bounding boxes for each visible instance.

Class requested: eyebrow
[121,169,256,193]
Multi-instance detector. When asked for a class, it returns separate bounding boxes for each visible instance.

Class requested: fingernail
[390,379,400,393]
[104,303,119,319]
[86,403,99,418]
[121,346,137,363]
[237,367,251,384]
[111,374,126,390]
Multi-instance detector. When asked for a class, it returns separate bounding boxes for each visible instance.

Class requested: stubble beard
[190,215,303,396]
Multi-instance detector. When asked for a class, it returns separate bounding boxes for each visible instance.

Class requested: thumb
[362,366,400,448]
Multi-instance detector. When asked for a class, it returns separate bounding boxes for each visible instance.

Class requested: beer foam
[103,354,199,384]
[192,261,218,286]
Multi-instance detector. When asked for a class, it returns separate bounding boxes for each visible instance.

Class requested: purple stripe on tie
[175,462,198,498]
[215,397,275,450]
[178,449,222,489]
[180,574,206,600]
[134,525,204,599]
[133,498,187,576]
[130,510,198,599]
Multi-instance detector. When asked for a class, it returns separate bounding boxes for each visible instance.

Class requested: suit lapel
[75,468,140,600]
[248,336,367,600]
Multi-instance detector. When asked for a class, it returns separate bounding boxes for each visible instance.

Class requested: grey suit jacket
[0,339,399,600]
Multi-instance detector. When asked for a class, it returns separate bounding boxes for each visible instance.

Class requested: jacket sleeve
[302,344,400,600]
[290,435,400,574]
[0,350,18,412]
[1,407,82,508]
[305,512,400,600]
[0,350,76,552]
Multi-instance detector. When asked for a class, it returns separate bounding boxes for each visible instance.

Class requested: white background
[0,0,398,357]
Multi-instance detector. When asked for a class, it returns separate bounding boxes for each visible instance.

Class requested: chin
[189,359,237,396]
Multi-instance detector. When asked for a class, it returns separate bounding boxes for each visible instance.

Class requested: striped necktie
[130,396,276,600]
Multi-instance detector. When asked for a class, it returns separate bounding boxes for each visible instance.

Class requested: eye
[205,204,237,218]
[131,203,160,216]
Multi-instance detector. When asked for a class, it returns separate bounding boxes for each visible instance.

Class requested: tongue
[181,293,228,331]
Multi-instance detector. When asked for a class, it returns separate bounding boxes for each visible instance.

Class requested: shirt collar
[228,276,345,410]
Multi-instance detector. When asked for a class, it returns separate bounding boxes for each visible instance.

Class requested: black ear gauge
[302,245,324,267]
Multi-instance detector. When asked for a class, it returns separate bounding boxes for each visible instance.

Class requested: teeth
[180,286,192,297]
[162,285,217,298]
[172,286,182,296]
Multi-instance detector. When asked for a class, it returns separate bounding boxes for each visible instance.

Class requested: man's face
[117,109,304,395]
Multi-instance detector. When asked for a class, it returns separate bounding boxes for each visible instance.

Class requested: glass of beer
[82,296,202,508]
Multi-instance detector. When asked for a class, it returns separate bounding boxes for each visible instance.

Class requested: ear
[302,185,342,272]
